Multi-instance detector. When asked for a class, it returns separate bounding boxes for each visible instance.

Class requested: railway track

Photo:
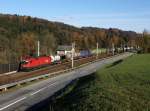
[0,53,112,85]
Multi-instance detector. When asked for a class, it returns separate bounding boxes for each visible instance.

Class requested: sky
[0,0,150,33]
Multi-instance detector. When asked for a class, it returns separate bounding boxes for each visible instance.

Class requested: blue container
[80,50,91,57]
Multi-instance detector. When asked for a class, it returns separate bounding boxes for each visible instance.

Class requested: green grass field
[41,54,150,111]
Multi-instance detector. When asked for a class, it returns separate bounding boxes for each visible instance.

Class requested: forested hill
[0,14,140,63]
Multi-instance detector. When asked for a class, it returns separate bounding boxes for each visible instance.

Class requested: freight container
[79,50,92,58]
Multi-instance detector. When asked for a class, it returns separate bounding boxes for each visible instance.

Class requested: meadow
[41,54,150,111]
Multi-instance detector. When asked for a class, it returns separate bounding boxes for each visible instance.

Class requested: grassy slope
[43,54,150,111]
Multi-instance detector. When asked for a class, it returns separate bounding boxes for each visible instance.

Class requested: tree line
[0,14,149,64]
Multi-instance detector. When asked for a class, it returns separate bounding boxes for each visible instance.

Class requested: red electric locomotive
[18,56,52,71]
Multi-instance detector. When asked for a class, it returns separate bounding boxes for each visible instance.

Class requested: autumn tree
[17,32,37,57]
[141,30,150,53]
[39,30,56,55]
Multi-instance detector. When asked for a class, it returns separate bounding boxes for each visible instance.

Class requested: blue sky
[0,0,150,32]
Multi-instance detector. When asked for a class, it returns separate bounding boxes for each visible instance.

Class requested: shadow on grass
[26,73,96,111]
[106,59,123,68]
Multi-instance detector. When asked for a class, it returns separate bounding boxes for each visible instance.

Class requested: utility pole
[96,42,99,59]
[124,43,126,52]
[71,42,75,69]
[112,43,114,55]
[121,43,124,52]
[37,41,40,57]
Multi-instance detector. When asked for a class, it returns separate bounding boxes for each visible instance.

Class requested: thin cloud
[47,12,150,32]
[49,12,150,22]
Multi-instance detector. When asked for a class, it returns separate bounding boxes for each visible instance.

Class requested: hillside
[42,54,150,111]
[0,14,140,63]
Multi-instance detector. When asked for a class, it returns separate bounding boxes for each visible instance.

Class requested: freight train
[18,50,92,71]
